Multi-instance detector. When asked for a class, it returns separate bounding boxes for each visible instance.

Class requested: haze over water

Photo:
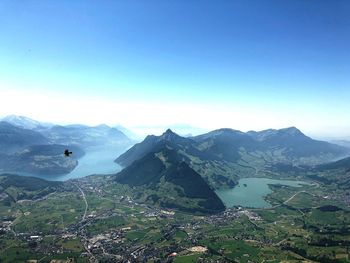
[11,146,126,181]
[57,146,124,181]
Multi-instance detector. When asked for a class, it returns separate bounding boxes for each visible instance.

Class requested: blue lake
[55,146,124,181]
[216,177,310,208]
[12,146,126,181]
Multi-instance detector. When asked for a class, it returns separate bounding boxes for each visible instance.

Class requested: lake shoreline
[216,177,311,209]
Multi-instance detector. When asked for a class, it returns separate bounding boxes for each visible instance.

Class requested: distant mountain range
[1,115,132,149]
[114,125,141,141]
[331,140,350,149]
[247,127,346,158]
[2,115,53,130]
[0,115,133,175]
[0,121,49,154]
[41,124,132,149]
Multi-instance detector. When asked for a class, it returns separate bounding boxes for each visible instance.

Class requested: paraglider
[64,149,72,157]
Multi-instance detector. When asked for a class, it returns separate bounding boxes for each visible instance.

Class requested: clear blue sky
[0,0,349,138]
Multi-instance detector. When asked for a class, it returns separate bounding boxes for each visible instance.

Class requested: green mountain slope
[115,148,225,214]
[317,157,350,171]
[301,157,350,189]
[0,174,62,202]
[193,128,258,162]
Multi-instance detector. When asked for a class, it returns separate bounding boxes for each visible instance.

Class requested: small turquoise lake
[216,177,310,208]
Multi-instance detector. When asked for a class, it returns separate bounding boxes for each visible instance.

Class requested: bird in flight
[64,149,72,157]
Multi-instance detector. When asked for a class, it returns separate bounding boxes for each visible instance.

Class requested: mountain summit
[2,115,51,130]
[247,127,346,158]
[115,129,197,167]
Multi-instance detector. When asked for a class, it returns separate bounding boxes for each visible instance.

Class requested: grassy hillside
[0,174,62,202]
[115,149,225,214]
[303,157,350,189]
[317,157,350,171]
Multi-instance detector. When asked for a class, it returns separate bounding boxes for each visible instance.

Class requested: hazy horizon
[1,113,350,141]
[1,1,349,139]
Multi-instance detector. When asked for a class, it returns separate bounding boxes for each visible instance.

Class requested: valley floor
[1,174,350,263]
